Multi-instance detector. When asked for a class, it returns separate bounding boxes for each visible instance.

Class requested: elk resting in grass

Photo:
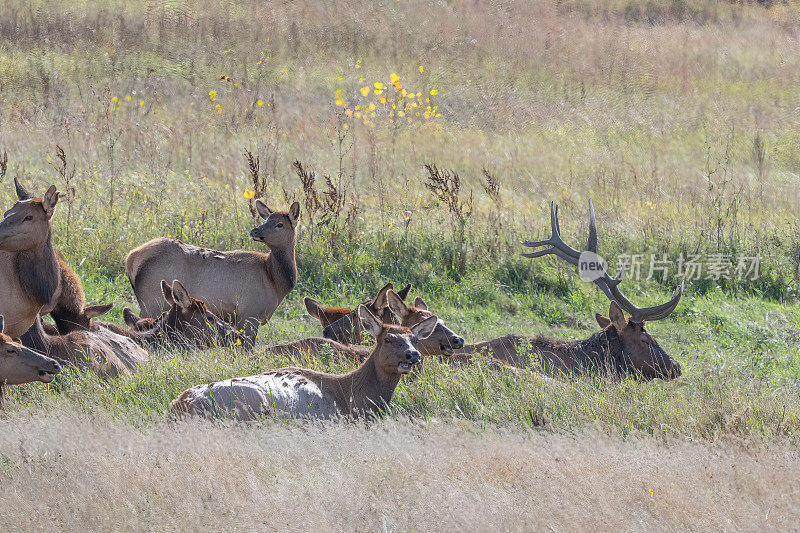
[0,315,61,407]
[304,282,411,344]
[170,305,437,420]
[121,280,243,349]
[457,200,682,381]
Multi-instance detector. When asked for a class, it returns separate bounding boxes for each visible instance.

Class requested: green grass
[2,0,800,443]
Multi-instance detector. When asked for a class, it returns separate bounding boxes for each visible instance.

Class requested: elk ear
[595,313,612,329]
[13,178,31,200]
[357,304,383,338]
[289,201,301,223]
[609,301,628,332]
[171,280,193,309]
[161,280,175,306]
[396,283,412,301]
[386,290,409,321]
[304,297,324,321]
[84,303,114,319]
[255,199,273,219]
[0,315,5,334]
[411,315,438,340]
[373,282,394,309]
[123,307,140,328]
[413,296,428,311]
[42,185,59,217]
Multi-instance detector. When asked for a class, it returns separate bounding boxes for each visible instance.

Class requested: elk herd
[0,178,684,419]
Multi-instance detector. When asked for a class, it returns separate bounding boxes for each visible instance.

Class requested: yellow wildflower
[390,73,399,83]
[244,190,256,199]
[257,100,264,106]
[430,89,438,96]
[419,65,424,73]
[360,86,370,97]
[374,82,383,91]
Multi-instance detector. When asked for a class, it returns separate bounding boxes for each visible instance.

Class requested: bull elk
[20,316,148,379]
[303,282,411,344]
[170,305,437,420]
[458,201,683,381]
[120,280,243,349]
[0,315,61,407]
[126,200,300,348]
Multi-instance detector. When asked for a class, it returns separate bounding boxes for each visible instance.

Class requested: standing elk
[170,305,437,420]
[456,201,683,381]
[0,179,62,337]
[126,201,300,348]
[0,315,61,407]
[303,282,411,344]
[2,179,101,336]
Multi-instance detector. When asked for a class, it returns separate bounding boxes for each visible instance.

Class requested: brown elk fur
[126,200,300,348]
[20,316,147,379]
[0,181,62,337]
[171,307,437,420]
[454,302,681,381]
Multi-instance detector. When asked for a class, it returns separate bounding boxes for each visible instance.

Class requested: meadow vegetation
[1,1,800,524]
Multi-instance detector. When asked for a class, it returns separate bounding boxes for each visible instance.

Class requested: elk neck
[14,232,61,309]
[19,316,52,355]
[329,345,402,417]
[568,327,625,375]
[265,245,297,297]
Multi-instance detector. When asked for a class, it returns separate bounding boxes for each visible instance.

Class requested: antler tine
[587,199,597,253]
[522,202,582,264]
[523,199,683,324]
[612,280,684,323]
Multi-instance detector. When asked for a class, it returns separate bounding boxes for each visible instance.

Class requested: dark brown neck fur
[15,233,60,308]
[266,246,297,297]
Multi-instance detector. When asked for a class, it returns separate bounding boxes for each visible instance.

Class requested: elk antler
[522,200,683,323]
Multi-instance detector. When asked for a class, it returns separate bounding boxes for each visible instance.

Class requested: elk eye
[7,349,17,356]
[276,223,284,228]
[23,215,33,222]
[384,337,391,343]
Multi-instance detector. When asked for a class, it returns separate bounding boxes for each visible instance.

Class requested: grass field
[2,0,800,528]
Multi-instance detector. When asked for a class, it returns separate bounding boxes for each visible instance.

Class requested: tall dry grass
[0,409,798,531]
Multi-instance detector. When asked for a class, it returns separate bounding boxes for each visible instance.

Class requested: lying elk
[304,282,412,344]
[265,289,464,363]
[120,280,243,348]
[20,316,148,379]
[458,201,683,381]
[0,315,61,407]
[126,201,300,348]
[171,305,437,420]
[0,179,99,336]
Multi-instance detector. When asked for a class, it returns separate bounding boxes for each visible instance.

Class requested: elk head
[159,280,240,347]
[0,315,61,386]
[386,291,465,356]
[0,179,59,252]
[523,200,683,381]
[250,200,300,248]
[357,304,437,375]
[308,282,413,344]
